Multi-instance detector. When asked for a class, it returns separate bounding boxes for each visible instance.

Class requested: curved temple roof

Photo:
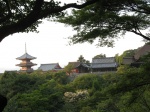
[16,53,36,60]
[38,63,62,71]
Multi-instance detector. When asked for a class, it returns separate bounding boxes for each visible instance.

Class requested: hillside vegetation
[0,62,150,112]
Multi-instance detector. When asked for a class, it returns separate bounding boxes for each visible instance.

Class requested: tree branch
[131,30,150,41]
[0,0,98,42]
[39,0,98,18]
[0,0,44,42]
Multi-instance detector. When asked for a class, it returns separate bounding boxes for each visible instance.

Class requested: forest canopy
[0,61,150,112]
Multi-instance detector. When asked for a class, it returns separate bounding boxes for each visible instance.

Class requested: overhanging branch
[0,0,98,42]
[131,30,150,41]
[0,0,44,42]
[39,0,98,19]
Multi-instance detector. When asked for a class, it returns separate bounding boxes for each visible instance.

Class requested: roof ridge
[41,63,58,65]
[93,57,115,59]
[92,62,116,64]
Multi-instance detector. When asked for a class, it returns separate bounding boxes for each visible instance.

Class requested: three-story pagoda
[16,45,37,73]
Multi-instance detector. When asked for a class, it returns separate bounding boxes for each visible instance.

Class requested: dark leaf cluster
[0,0,98,42]
[58,0,150,46]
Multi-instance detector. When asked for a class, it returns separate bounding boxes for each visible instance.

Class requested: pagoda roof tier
[16,63,37,67]
[16,53,36,60]
[20,69,34,73]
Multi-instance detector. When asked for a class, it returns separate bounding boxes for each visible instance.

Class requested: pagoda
[16,44,37,73]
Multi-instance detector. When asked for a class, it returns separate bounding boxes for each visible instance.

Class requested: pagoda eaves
[16,63,37,67]
[16,53,36,60]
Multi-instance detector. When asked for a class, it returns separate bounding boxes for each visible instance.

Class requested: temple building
[38,63,62,72]
[16,44,37,73]
[67,62,90,73]
[91,57,118,72]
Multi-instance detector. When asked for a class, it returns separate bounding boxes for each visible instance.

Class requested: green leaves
[57,0,150,46]
[1,62,150,112]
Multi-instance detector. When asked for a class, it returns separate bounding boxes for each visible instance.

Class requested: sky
[0,0,145,73]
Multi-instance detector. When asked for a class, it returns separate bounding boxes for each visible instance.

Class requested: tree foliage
[1,0,150,46]
[64,64,74,75]
[77,55,85,63]
[0,60,150,112]
[77,55,90,64]
[58,0,150,46]
[0,0,98,42]
[93,53,106,58]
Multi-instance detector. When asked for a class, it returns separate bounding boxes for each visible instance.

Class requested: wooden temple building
[91,57,118,72]
[67,59,118,74]
[67,62,90,73]
[38,63,62,72]
[16,45,37,73]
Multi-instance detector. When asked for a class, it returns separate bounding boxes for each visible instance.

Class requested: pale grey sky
[0,0,145,73]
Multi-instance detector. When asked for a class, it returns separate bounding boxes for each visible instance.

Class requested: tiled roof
[92,57,115,63]
[68,62,90,68]
[81,63,90,68]
[134,44,150,60]
[91,62,117,68]
[16,53,36,60]
[38,63,62,71]
[68,62,80,68]
[91,57,117,68]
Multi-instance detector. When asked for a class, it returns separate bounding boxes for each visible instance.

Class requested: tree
[77,55,90,64]
[58,0,150,46]
[115,53,120,64]
[64,64,74,75]
[0,0,98,42]
[93,53,106,58]
[77,55,86,63]
[1,0,150,46]
[1,67,150,112]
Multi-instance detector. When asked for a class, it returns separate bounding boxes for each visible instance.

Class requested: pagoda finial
[25,42,27,53]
